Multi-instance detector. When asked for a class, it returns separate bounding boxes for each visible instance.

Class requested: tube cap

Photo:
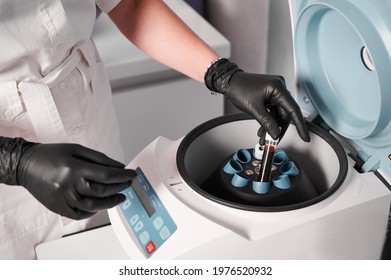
[253,144,264,160]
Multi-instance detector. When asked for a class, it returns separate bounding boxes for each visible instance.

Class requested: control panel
[119,167,177,257]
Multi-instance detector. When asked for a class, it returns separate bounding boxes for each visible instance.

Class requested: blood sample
[258,133,278,182]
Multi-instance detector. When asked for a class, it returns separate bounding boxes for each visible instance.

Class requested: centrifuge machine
[108,0,391,259]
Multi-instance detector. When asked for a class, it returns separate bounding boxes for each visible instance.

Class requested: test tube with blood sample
[258,133,278,182]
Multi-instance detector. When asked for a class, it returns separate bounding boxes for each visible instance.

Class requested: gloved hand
[15,142,136,220]
[204,58,310,144]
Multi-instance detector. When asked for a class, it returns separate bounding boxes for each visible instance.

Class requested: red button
[146,240,156,254]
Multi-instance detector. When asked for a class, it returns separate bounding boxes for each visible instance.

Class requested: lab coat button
[59,81,66,89]
[4,110,12,119]
[73,126,81,135]
[57,43,64,50]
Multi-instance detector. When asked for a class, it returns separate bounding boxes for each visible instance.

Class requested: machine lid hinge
[348,152,365,172]
[307,115,331,132]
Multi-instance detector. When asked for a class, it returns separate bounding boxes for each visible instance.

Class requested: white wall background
[205,0,270,114]
[205,0,297,100]
[266,0,296,93]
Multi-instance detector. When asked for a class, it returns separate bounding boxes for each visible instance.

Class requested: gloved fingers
[73,194,126,213]
[60,197,97,220]
[275,92,310,142]
[77,179,131,198]
[278,121,290,142]
[285,107,310,142]
[68,208,96,220]
[275,106,291,141]
[73,144,126,168]
[82,165,137,185]
[257,127,266,145]
[250,106,281,140]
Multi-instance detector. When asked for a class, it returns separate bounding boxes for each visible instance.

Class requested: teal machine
[107,0,391,259]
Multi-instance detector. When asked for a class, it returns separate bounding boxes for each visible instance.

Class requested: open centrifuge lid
[292,0,391,176]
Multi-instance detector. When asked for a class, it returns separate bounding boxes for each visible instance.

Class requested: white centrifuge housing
[109,0,391,259]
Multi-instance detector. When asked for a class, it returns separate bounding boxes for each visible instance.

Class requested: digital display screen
[132,177,156,217]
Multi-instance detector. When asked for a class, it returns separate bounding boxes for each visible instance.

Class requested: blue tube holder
[279,161,299,176]
[231,173,250,188]
[273,150,289,166]
[252,181,270,194]
[272,174,291,190]
[223,159,243,175]
[233,149,252,164]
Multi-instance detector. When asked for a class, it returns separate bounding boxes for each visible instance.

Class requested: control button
[139,231,150,245]
[145,240,156,255]
[59,81,66,89]
[153,216,164,231]
[129,214,139,226]
[121,199,131,210]
[134,220,144,232]
[159,226,171,240]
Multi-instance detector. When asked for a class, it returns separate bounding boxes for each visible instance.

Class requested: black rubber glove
[204,58,310,144]
[0,137,136,220]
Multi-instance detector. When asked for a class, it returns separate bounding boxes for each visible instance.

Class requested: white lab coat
[0,0,124,259]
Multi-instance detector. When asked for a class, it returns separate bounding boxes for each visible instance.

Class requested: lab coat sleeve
[95,0,122,13]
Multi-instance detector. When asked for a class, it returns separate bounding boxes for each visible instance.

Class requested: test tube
[258,133,278,182]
